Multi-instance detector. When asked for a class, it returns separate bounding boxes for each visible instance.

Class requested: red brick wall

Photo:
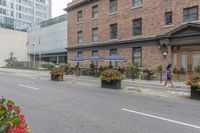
[142,45,172,70]
[67,0,200,47]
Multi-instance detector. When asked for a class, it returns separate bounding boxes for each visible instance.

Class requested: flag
[26,40,29,47]
[32,38,35,47]
[39,37,40,45]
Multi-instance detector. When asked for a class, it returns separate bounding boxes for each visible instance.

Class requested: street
[0,71,200,133]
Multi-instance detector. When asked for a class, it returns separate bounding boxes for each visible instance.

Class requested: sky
[52,0,72,17]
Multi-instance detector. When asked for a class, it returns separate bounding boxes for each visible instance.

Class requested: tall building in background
[27,14,68,67]
[0,0,52,31]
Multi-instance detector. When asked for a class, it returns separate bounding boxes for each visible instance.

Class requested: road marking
[122,108,200,129]
[18,84,40,91]
[23,81,34,83]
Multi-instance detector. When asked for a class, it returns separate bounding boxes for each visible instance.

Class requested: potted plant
[59,63,69,75]
[156,64,164,83]
[0,98,30,133]
[186,65,200,100]
[118,67,125,74]
[100,69,126,89]
[50,67,64,81]
[130,63,139,79]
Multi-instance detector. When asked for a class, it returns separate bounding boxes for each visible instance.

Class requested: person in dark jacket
[164,64,174,88]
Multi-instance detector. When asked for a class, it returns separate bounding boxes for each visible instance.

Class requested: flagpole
[33,38,35,69]
[29,54,31,68]
[39,50,41,68]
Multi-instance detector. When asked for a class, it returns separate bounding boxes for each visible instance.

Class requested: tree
[4,52,17,67]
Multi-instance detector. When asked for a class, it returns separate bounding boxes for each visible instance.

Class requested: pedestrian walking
[164,64,174,88]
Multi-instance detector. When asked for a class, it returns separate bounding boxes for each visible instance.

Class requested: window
[92,27,98,42]
[133,0,143,7]
[78,51,83,57]
[110,0,117,13]
[77,31,83,44]
[110,23,117,39]
[132,47,142,67]
[92,5,98,19]
[77,10,83,22]
[92,50,98,67]
[133,18,142,36]
[165,11,172,25]
[77,51,83,67]
[183,6,198,22]
[110,49,117,67]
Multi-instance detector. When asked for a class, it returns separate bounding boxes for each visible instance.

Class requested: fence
[67,67,192,82]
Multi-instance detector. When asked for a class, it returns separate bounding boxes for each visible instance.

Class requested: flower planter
[51,75,63,81]
[101,80,121,89]
[191,86,200,100]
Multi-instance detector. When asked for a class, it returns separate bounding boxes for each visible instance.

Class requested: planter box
[101,80,121,89]
[51,75,63,81]
[191,86,200,100]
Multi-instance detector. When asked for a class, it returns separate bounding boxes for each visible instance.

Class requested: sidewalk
[0,68,191,99]
[64,75,190,99]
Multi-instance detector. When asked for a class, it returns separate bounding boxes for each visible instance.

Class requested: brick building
[65,0,200,74]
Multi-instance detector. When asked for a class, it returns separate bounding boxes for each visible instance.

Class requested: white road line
[18,84,40,91]
[23,81,34,83]
[122,108,200,129]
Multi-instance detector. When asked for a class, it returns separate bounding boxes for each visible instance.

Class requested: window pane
[181,54,189,72]
[92,28,98,42]
[77,11,82,22]
[77,31,83,43]
[134,58,141,66]
[110,0,117,13]
[165,11,172,25]
[133,48,142,67]
[183,6,198,22]
[92,5,98,18]
[192,54,200,71]
[92,50,98,67]
[172,53,177,69]
[110,24,117,39]
[133,0,143,7]
[110,49,117,67]
[133,18,142,36]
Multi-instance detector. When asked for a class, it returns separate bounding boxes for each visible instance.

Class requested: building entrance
[172,45,200,80]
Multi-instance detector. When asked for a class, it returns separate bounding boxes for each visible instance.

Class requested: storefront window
[110,49,117,67]
[192,53,200,71]
[172,53,177,69]
[181,53,189,72]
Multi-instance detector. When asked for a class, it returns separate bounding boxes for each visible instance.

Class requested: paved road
[0,72,199,133]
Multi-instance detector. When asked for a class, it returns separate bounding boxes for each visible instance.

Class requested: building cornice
[64,0,99,12]
[67,36,159,51]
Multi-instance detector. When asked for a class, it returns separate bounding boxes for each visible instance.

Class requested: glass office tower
[0,0,52,31]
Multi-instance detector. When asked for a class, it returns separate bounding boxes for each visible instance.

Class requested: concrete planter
[51,75,63,81]
[101,80,121,89]
[191,86,200,100]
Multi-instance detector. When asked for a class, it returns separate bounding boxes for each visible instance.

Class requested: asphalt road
[0,72,200,133]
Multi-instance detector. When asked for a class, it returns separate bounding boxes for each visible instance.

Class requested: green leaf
[0,109,6,116]
[11,116,20,126]
[0,123,8,133]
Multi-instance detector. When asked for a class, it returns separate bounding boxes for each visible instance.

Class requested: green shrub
[59,63,69,71]
[130,63,139,74]
[156,64,164,73]
[41,62,54,70]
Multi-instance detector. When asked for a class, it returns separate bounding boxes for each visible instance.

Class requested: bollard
[138,74,141,92]
[72,71,76,84]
